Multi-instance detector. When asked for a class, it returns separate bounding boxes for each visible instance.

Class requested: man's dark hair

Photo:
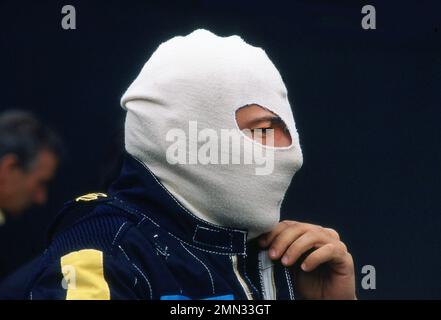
[0,110,63,170]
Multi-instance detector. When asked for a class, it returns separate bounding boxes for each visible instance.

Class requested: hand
[259,220,356,300]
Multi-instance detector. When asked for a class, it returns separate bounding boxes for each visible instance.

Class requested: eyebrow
[245,115,283,127]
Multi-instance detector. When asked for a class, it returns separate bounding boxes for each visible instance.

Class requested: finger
[259,220,296,248]
[324,228,340,240]
[267,224,307,259]
[300,243,348,272]
[281,229,334,266]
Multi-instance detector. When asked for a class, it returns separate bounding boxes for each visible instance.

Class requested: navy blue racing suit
[0,154,297,300]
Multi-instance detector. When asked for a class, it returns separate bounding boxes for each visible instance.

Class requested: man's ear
[0,154,21,175]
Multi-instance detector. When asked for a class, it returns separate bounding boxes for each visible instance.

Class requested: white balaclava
[121,29,303,240]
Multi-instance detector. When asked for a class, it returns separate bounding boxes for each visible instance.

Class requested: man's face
[0,150,58,216]
[236,104,292,147]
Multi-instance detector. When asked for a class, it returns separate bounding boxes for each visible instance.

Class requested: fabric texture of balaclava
[121,29,303,240]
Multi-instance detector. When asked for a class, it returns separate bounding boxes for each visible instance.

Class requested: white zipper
[231,255,253,300]
[258,250,276,300]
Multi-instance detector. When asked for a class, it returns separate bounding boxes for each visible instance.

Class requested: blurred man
[0,111,62,224]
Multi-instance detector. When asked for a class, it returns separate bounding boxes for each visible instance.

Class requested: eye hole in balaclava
[235,104,292,148]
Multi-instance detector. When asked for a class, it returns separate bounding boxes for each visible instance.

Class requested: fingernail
[281,255,289,265]
[269,249,277,258]
[301,263,307,271]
